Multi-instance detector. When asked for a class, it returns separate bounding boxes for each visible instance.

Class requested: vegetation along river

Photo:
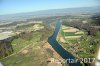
[48,20,82,66]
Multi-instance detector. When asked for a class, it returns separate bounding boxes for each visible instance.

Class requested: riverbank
[48,20,81,66]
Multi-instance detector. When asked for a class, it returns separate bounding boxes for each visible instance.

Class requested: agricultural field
[58,25,97,58]
[60,25,84,43]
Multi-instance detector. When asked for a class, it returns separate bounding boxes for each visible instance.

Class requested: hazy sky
[0,0,100,15]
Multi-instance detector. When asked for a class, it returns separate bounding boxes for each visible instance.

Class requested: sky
[0,0,100,15]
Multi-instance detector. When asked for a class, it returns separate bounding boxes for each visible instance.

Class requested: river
[48,20,81,66]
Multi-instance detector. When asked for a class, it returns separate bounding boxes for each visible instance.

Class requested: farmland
[60,26,84,43]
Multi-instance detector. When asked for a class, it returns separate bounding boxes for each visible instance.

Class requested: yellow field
[65,36,81,39]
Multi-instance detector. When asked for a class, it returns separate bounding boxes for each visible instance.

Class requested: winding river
[48,20,81,66]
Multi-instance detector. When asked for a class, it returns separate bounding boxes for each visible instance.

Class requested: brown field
[62,26,79,32]
[75,31,84,34]
[59,37,66,43]
[65,36,81,39]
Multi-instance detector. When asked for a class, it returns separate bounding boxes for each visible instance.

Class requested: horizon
[0,6,100,16]
[0,0,100,15]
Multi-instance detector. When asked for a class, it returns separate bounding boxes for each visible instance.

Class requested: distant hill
[0,6,100,22]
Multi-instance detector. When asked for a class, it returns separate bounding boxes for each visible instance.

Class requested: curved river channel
[48,20,82,66]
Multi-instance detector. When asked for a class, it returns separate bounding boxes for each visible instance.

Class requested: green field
[61,31,83,36]
[66,39,78,43]
[61,29,83,43]
[1,42,49,66]
[11,32,41,53]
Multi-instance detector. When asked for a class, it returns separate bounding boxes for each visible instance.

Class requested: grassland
[11,32,41,53]
[0,23,53,66]
[1,42,50,66]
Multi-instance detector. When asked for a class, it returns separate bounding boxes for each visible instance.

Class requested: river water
[48,20,81,66]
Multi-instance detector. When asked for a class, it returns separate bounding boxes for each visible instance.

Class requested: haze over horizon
[0,0,100,15]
